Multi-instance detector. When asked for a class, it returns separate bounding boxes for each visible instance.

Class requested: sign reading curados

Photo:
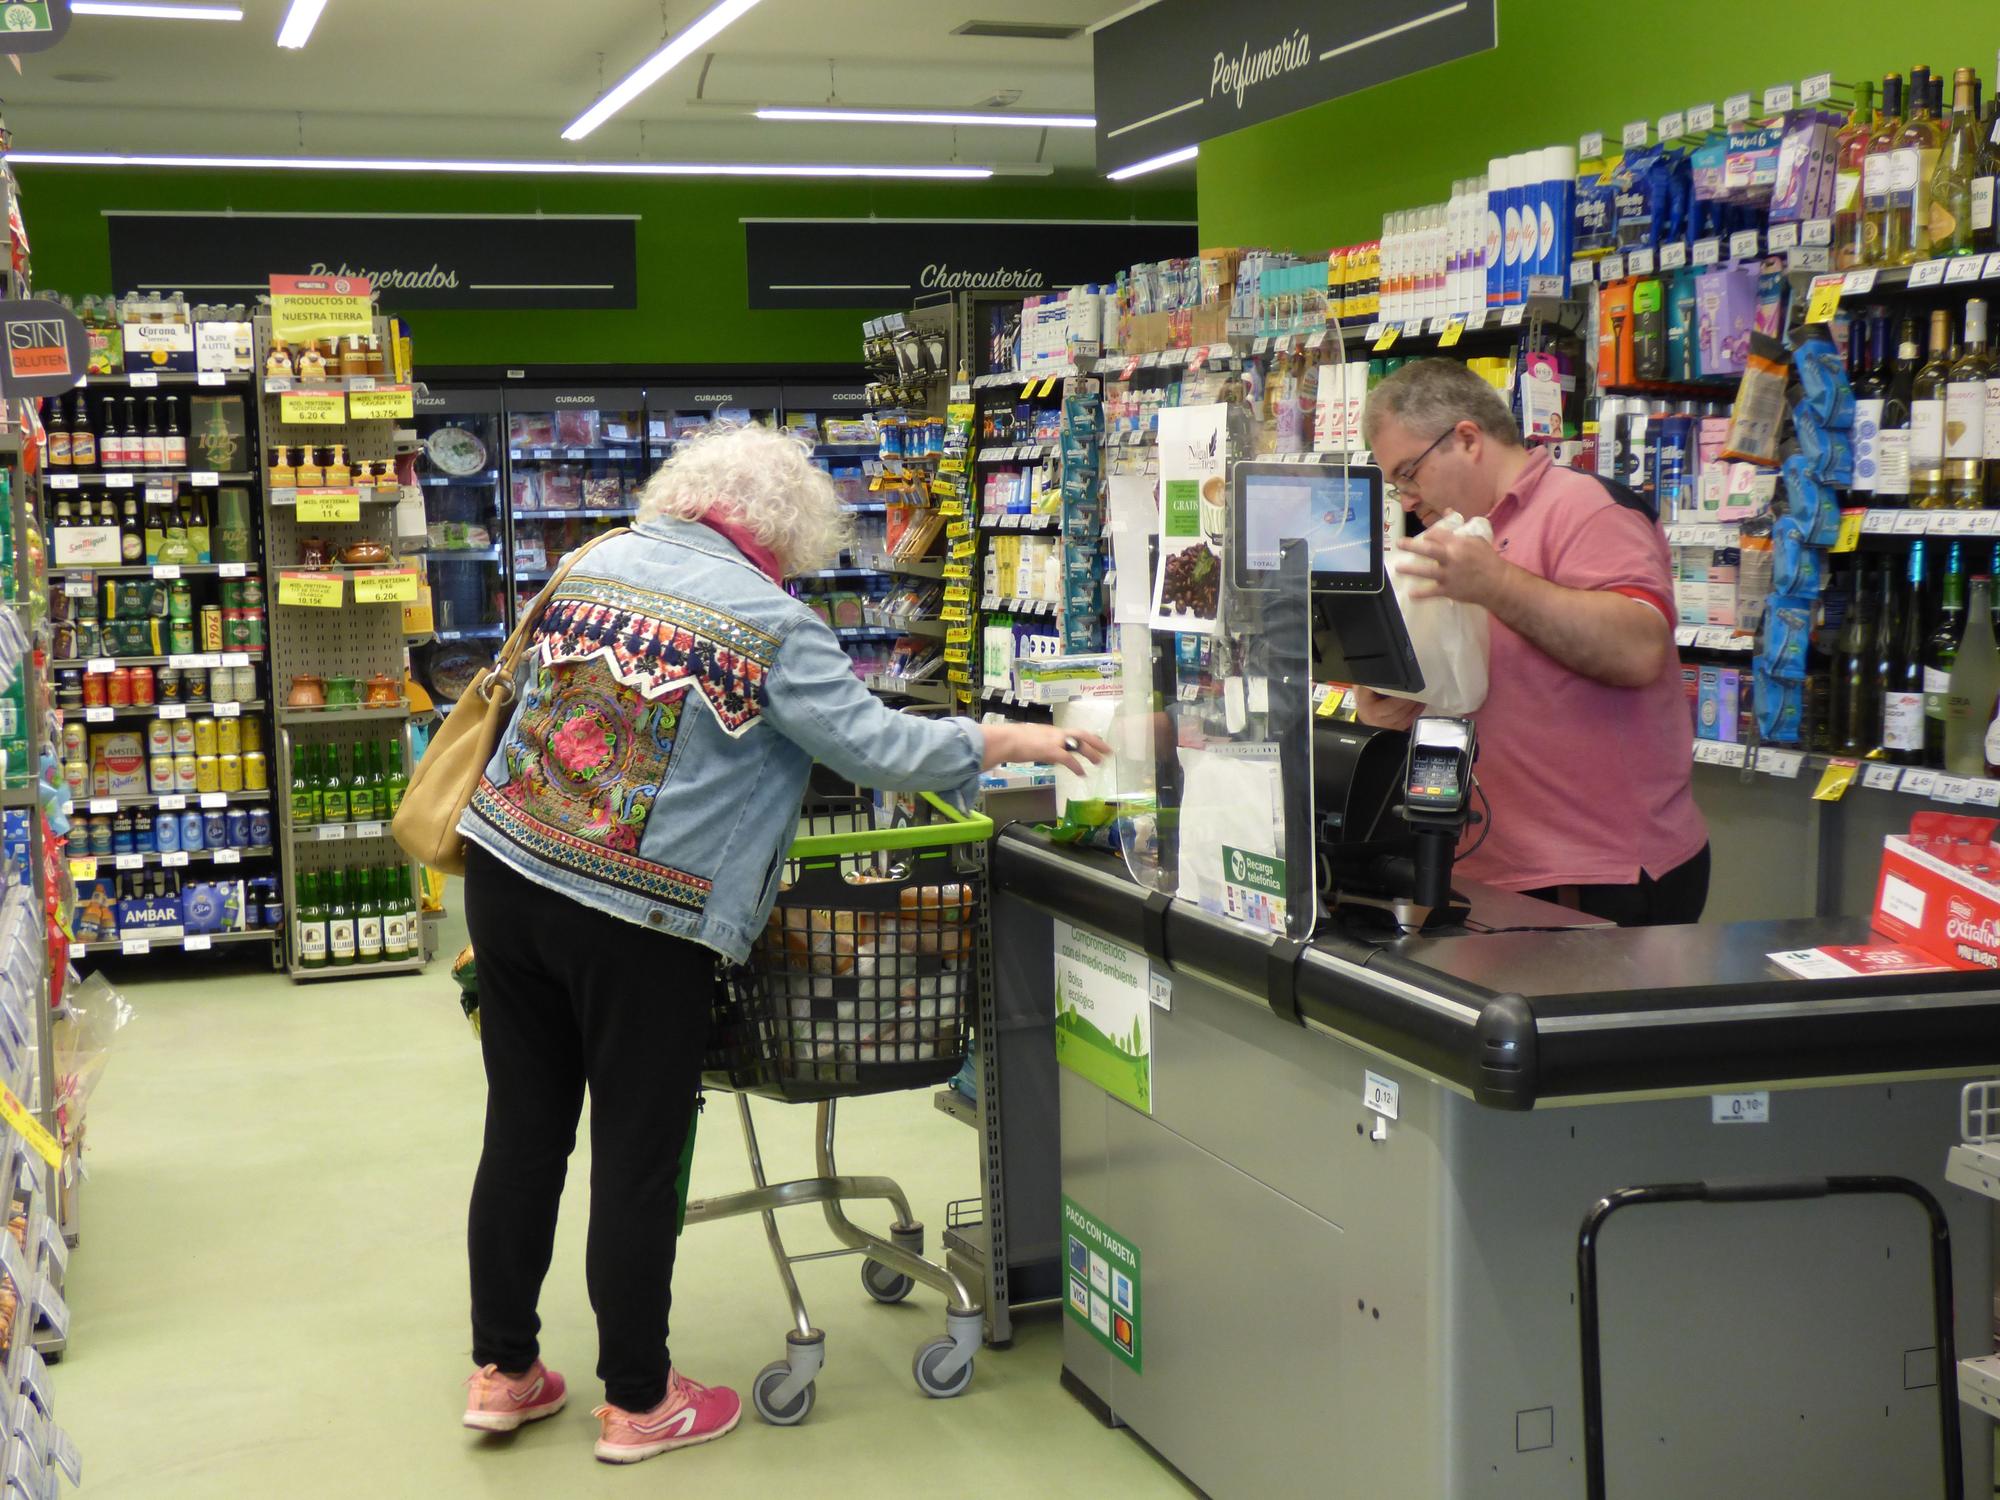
[105,213,638,311]
[1093,0,1497,175]
[743,218,1198,310]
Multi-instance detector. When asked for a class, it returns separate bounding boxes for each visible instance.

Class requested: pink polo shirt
[1454,449,1707,891]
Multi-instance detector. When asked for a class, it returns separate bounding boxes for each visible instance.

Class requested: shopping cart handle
[786,791,994,859]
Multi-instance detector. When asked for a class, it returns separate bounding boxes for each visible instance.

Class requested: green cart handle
[787,791,993,858]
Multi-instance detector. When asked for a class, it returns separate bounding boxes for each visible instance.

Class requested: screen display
[1241,471,1376,577]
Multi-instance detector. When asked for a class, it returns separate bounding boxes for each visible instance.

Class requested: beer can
[218,753,242,793]
[61,723,86,761]
[179,811,203,851]
[216,717,241,756]
[148,755,175,793]
[146,721,173,757]
[186,668,210,703]
[248,807,272,847]
[174,753,198,792]
[106,667,131,706]
[202,810,227,848]
[238,713,264,753]
[242,749,268,791]
[225,808,249,847]
[129,666,156,706]
[81,672,107,708]
[169,620,196,656]
[194,754,220,794]
[232,666,258,704]
[193,717,218,757]
[171,719,196,756]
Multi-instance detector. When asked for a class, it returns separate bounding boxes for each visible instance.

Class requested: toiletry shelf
[980,596,1059,616]
[979,514,1060,533]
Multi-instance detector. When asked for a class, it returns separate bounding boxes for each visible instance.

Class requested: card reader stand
[1314,717,1479,935]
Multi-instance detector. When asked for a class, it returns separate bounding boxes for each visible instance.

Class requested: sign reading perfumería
[1094,0,1497,175]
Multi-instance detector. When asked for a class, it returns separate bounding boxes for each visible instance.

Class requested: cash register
[1231,460,1479,932]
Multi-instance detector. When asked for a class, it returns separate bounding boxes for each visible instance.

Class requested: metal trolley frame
[688,793,990,1426]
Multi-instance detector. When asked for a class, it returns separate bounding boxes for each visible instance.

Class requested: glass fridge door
[644,384,784,476]
[504,387,647,618]
[411,386,506,712]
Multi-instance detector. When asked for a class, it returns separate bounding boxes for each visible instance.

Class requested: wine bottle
[1834,562,1879,754]
[1877,316,1919,505]
[1834,80,1879,270]
[1930,67,1986,255]
[1851,310,1888,496]
[1946,575,2000,774]
[1870,556,1903,757]
[1948,298,1993,509]
[1891,66,1943,264]
[327,871,356,967]
[69,392,97,471]
[1885,541,1929,764]
[1926,542,1967,765]
[1975,56,2000,254]
[296,872,328,971]
[1864,73,1907,266]
[1911,308,1953,507]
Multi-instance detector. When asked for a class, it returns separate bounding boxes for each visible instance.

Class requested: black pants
[464,843,713,1412]
[1523,843,1711,928]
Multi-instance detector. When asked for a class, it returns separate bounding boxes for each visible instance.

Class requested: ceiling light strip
[563,0,763,142]
[1105,144,1198,181]
[755,107,1093,129]
[275,0,328,47]
[3,151,992,180]
[70,2,243,18]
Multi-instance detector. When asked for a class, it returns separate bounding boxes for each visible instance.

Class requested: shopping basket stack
[689,792,990,1424]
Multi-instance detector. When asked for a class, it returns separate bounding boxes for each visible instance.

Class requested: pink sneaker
[592,1369,742,1463]
[463,1360,567,1432]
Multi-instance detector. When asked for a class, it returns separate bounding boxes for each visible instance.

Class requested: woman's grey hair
[1362,358,1523,449]
[636,421,853,576]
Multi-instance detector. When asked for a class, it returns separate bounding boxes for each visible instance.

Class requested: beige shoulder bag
[392,527,629,875]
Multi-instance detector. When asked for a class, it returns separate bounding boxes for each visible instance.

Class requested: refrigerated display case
[644,384,783,475]
[504,387,646,614]
[411,387,506,710]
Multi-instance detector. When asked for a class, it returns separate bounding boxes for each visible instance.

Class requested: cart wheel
[862,1258,915,1305]
[752,1360,815,1426]
[912,1336,974,1399]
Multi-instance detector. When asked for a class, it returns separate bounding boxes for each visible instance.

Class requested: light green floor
[55,904,1194,1499]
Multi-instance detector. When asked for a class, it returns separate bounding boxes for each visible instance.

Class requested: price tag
[1628,247,1657,275]
[197,369,226,387]
[1373,326,1399,352]
[347,374,377,392]
[530,446,554,458]
[1622,120,1650,148]
[215,701,242,718]
[1832,508,1865,553]
[1805,276,1846,324]
[128,370,158,388]
[222,651,250,667]
[317,824,347,841]
[294,489,362,522]
[1659,111,1685,140]
[1437,319,1465,348]
[1966,511,2000,535]
[1693,237,1722,266]
[1946,256,1985,284]
[1842,268,1878,294]
[1725,93,1753,124]
[265,375,293,392]
[1363,324,1383,342]
[1579,130,1604,159]
[1801,218,1834,247]
[1674,625,1699,646]
[1932,511,1972,535]
[81,705,113,725]
[1936,775,1972,804]
[352,569,420,604]
[1908,258,1949,288]
[1767,222,1800,251]
[1402,320,1425,340]
[1500,305,1526,327]
[200,791,227,809]
[1757,747,1804,778]
[1688,102,1717,133]
[68,858,99,883]
[1861,510,1898,536]
[278,572,344,608]
[1464,308,1488,330]
[1362,1069,1400,1120]
[1971,780,2000,808]
[106,472,133,488]
[1305,329,1327,349]
[1570,258,1596,287]
[1986,252,2000,280]
[1713,1091,1770,1124]
[114,854,142,872]
[357,821,384,840]
[162,850,189,868]
[1730,230,1762,261]
[1901,768,1940,797]
[1600,253,1627,281]
[213,848,241,864]
[1891,509,1929,534]
[1763,83,1795,114]
[1812,758,1859,801]
[121,937,151,956]
[159,793,186,810]
[217,562,247,578]
[1861,762,1903,790]
[1694,626,1734,649]
[183,933,211,952]
[1252,336,1272,356]
[1802,72,1833,105]
[88,797,117,814]
[150,563,182,581]
[47,473,76,490]
[158,703,187,720]
[278,390,347,425]
[1719,744,1749,768]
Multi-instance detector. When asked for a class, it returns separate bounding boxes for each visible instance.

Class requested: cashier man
[1355,359,1709,926]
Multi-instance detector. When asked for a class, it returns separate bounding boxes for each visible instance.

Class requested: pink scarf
[697,508,783,584]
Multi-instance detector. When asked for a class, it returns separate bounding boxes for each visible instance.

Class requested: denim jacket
[459,515,983,963]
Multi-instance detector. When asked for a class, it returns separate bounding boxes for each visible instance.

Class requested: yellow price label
[347,385,416,421]
[938,458,967,475]
[67,857,98,882]
[947,520,972,539]
[0,1086,60,1169]
[278,390,348,426]
[952,541,977,559]
[1812,757,1860,802]
[1373,327,1399,352]
[295,489,362,522]
[1832,508,1865,554]
[942,606,971,623]
[278,571,346,608]
[931,481,959,499]
[352,569,420,604]
[1020,382,1037,400]
[944,649,971,665]
[1437,320,1466,348]
[1038,376,1059,398]
[869,474,886,492]
[1314,685,1348,719]
[943,563,973,581]
[1805,275,1845,325]
[938,499,965,516]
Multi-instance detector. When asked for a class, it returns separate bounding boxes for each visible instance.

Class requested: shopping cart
[688,791,990,1426]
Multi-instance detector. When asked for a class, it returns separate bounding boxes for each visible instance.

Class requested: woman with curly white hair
[454,422,1104,1464]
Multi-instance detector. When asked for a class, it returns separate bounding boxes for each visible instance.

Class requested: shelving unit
[501,387,646,625]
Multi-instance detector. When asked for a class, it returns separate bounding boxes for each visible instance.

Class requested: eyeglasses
[1390,427,1456,490]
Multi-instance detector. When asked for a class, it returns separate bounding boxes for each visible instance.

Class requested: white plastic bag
[1377,507,1491,715]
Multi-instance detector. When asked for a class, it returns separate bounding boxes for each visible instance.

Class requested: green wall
[1198,0,2000,252]
[16,168,1193,370]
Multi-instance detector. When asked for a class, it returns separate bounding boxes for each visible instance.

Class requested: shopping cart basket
[688,791,990,1426]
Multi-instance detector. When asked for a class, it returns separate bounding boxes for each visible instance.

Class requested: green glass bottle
[398,863,420,959]
[322,743,350,824]
[355,864,383,964]
[295,871,328,971]
[327,870,356,967]
[385,737,407,817]
[290,742,316,826]
[350,741,376,824]
[371,739,390,819]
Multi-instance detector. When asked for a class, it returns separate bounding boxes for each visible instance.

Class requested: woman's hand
[1352,686,1424,731]
[981,723,1112,777]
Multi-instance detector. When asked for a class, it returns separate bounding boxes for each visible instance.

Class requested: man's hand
[1394,518,1513,610]
[1353,686,1424,731]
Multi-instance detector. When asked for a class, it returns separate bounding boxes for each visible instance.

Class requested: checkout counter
[1003,457,2000,1498]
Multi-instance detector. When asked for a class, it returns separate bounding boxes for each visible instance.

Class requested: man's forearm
[1486,565,1669,688]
